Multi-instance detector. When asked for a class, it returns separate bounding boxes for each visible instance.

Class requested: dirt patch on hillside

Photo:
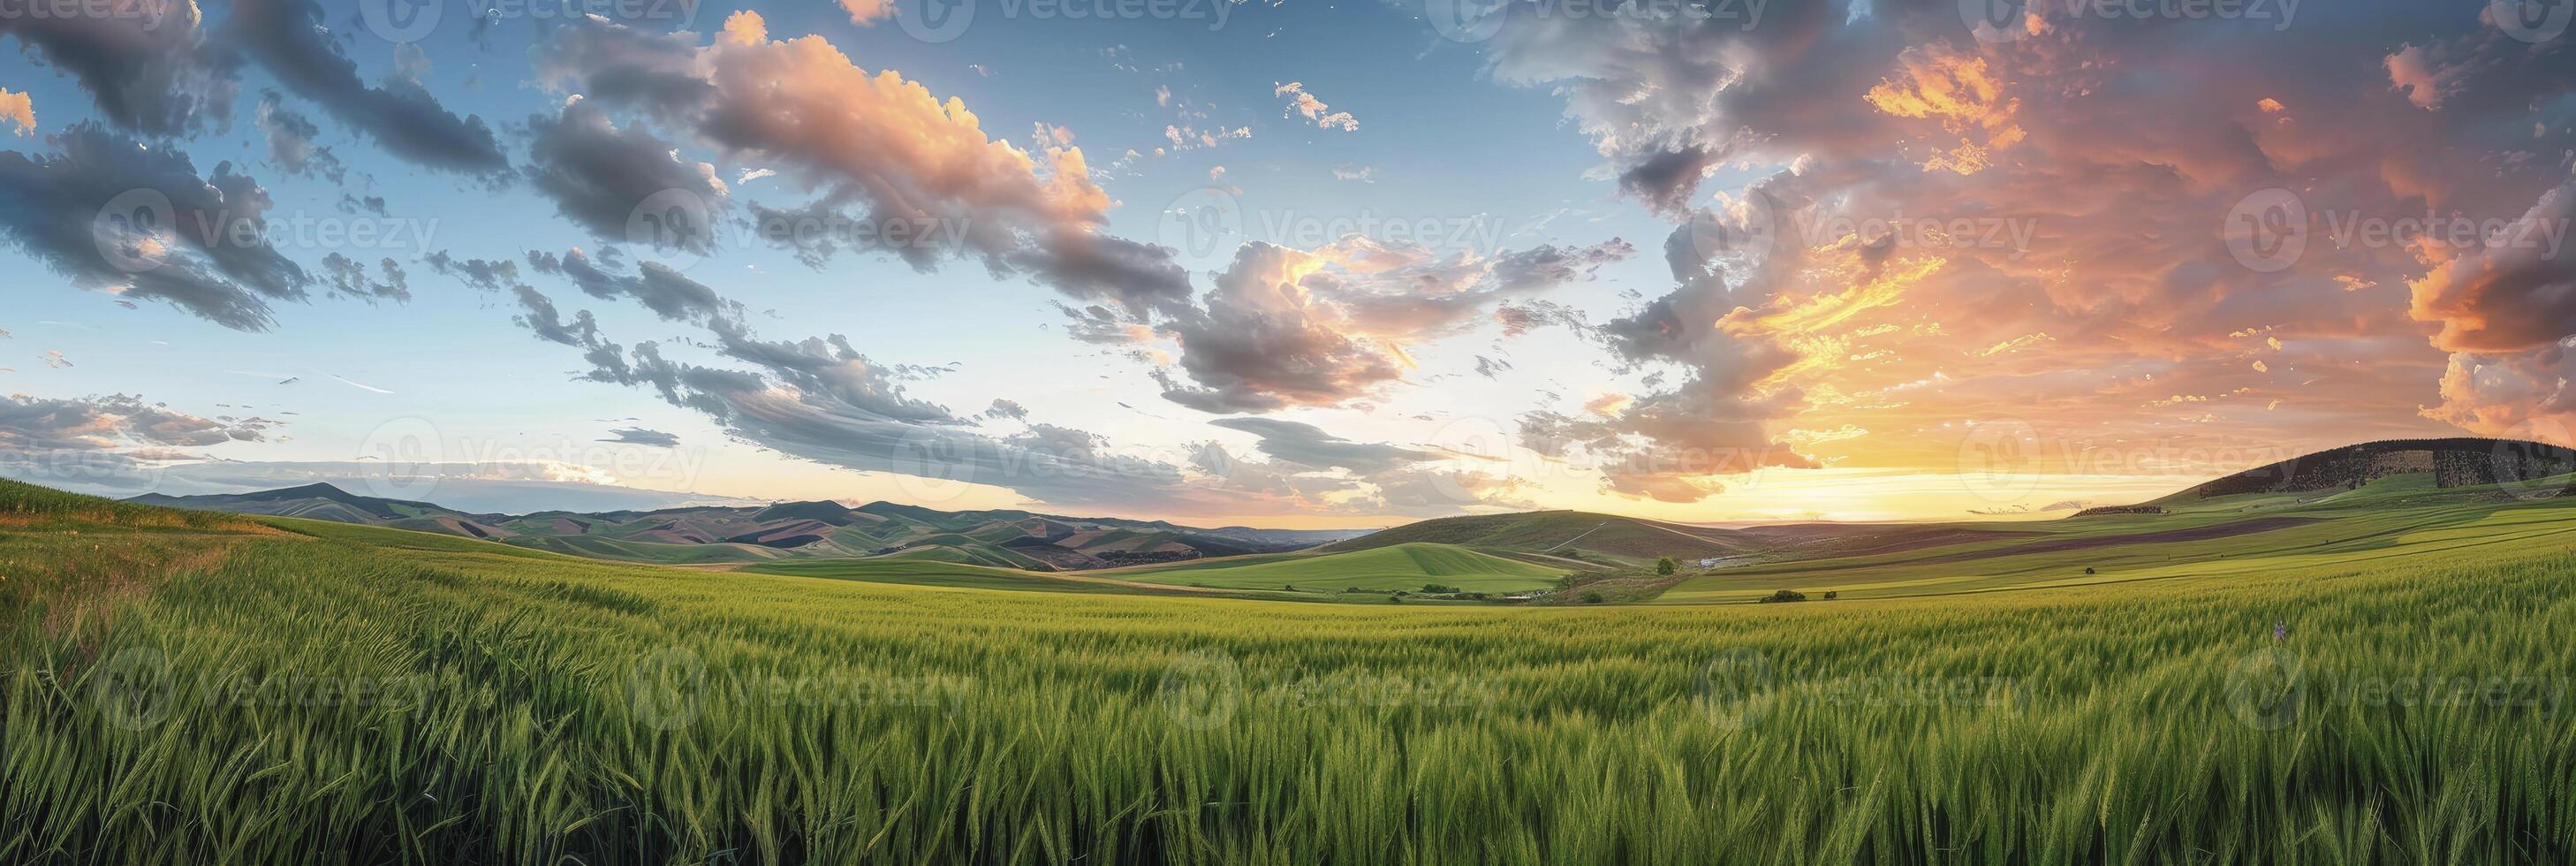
[1912,517,2318,566]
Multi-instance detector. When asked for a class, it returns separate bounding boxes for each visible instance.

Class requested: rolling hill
[1102,542,1568,593]
[127,484,1366,569]
[2177,437,2576,498]
[1317,510,1753,565]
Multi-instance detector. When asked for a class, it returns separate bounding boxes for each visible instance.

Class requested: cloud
[1155,242,1411,413]
[0,88,32,135]
[2409,183,2576,355]
[0,392,271,452]
[1273,81,1358,132]
[601,426,680,447]
[528,247,735,324]
[0,122,311,330]
[839,0,897,24]
[2411,183,2576,439]
[1155,236,1634,413]
[1208,417,1436,474]
[318,253,410,302]
[0,392,277,489]
[223,0,507,173]
[535,11,1190,317]
[252,89,342,182]
[524,95,728,252]
[1460,0,2576,495]
[0,0,223,136]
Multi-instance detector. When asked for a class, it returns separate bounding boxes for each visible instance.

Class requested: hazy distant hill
[129,485,1367,568]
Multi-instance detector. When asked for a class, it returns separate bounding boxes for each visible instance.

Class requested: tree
[1580,590,1605,604]
[1655,556,1678,575]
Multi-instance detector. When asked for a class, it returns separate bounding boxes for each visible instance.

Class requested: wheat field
[3,482,2571,863]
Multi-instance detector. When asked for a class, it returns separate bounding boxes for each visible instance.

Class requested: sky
[0,0,2572,528]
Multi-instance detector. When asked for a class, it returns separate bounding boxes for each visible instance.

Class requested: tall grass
[2,495,2571,862]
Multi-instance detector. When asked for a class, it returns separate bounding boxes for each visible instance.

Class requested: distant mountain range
[126,484,1368,569]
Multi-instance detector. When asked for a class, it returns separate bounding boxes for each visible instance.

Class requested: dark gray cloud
[527,247,734,324]
[224,0,507,173]
[254,89,343,182]
[0,0,224,136]
[524,97,726,252]
[601,426,680,447]
[319,253,409,302]
[0,123,310,330]
[1208,417,1437,475]
[1156,238,1633,414]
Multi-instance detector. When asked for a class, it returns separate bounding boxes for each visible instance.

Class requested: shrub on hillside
[1760,589,1809,604]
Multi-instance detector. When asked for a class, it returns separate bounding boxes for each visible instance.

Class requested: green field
[4,478,2573,862]
[1104,542,1564,592]
[1663,471,2576,602]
